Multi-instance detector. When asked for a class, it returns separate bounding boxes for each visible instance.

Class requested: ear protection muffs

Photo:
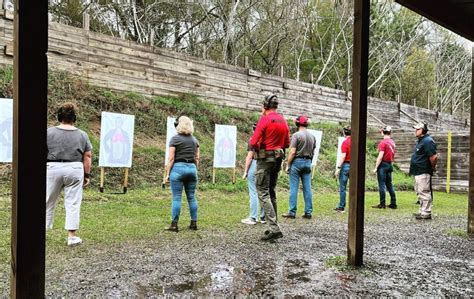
[421,123,428,135]
[263,94,277,109]
[295,116,308,127]
[342,126,351,136]
[174,116,181,128]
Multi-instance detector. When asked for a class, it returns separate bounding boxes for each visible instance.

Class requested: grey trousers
[46,162,84,230]
[415,173,433,216]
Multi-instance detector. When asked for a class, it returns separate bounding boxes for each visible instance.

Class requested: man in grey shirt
[283,116,316,219]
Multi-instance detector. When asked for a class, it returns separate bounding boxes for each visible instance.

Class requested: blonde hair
[176,116,194,135]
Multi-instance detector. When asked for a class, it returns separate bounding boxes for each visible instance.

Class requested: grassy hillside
[0,66,413,191]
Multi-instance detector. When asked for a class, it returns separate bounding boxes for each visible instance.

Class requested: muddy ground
[1,213,473,297]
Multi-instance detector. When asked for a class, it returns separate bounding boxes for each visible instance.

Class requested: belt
[175,159,195,163]
[382,161,393,164]
[47,159,76,163]
[343,161,350,164]
[296,156,312,160]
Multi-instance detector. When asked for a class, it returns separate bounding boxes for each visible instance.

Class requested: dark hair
[263,94,278,109]
[343,126,351,136]
[57,102,77,123]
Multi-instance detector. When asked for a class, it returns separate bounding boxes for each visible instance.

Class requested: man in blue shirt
[409,122,438,220]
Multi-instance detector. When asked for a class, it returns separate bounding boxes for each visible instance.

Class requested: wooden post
[446,131,452,193]
[149,30,155,47]
[232,168,236,184]
[11,0,48,296]
[468,46,474,235]
[280,65,284,77]
[99,167,105,193]
[347,0,370,267]
[311,165,316,179]
[244,56,249,68]
[123,168,129,194]
[82,13,90,31]
[212,168,216,184]
[310,73,314,84]
[413,98,416,107]
[396,94,401,111]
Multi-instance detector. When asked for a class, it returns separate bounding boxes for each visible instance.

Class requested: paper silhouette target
[0,98,12,162]
[307,129,323,166]
[213,125,237,168]
[99,112,135,168]
[165,117,178,166]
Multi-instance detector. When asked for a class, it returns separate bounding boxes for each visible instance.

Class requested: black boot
[189,220,198,230]
[165,221,179,232]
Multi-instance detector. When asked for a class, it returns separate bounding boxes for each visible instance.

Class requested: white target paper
[165,117,177,166]
[0,98,13,162]
[307,129,323,166]
[213,125,237,168]
[99,112,135,168]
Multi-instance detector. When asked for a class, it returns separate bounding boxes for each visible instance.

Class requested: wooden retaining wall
[0,11,469,132]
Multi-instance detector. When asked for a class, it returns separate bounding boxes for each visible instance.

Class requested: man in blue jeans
[372,125,397,209]
[282,116,316,219]
[334,126,351,212]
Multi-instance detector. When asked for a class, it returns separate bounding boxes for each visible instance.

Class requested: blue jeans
[170,162,198,222]
[288,158,313,215]
[247,160,264,219]
[377,162,396,206]
[337,162,350,208]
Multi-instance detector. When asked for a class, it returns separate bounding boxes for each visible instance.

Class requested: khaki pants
[256,158,282,233]
[415,173,432,215]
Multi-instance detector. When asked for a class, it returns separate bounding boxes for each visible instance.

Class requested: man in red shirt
[334,126,351,212]
[250,94,290,241]
[372,125,397,209]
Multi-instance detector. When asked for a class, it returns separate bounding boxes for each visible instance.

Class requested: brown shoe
[165,221,179,232]
[415,214,432,220]
[372,204,386,209]
[282,213,296,219]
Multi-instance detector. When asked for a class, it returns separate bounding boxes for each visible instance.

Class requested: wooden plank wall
[370,130,470,192]
[0,12,468,132]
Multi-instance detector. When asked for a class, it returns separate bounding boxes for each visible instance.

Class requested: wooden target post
[99,167,129,194]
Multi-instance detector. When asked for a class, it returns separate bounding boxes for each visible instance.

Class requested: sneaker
[67,236,83,247]
[260,231,283,242]
[281,213,296,219]
[372,204,386,209]
[241,217,257,225]
[259,217,267,224]
[387,204,397,209]
[334,207,345,213]
[415,214,432,220]
[302,213,312,219]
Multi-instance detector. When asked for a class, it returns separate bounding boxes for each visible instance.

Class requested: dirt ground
[1,213,473,297]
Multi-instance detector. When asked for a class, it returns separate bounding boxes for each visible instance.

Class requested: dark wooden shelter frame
[9,0,474,295]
